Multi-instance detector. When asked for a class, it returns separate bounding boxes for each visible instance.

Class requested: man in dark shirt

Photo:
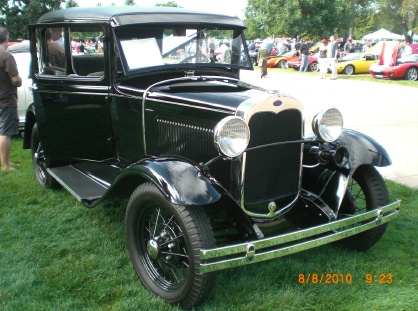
[0,27,22,171]
[299,39,309,72]
[295,39,301,56]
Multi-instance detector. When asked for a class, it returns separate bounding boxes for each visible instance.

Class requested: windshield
[116,26,251,74]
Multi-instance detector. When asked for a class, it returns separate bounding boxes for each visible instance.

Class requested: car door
[30,25,115,162]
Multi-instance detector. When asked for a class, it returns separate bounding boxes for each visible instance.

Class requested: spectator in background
[295,39,301,56]
[50,28,64,47]
[79,40,85,54]
[318,39,328,79]
[299,39,309,72]
[46,29,65,67]
[217,41,231,64]
[328,35,339,80]
[363,40,371,52]
[0,27,22,171]
[344,38,353,55]
[257,42,268,78]
[401,40,412,58]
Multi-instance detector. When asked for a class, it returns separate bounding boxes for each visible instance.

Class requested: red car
[369,42,418,81]
[287,53,319,72]
[267,51,298,68]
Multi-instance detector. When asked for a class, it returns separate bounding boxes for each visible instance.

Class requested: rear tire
[309,61,318,72]
[31,124,60,189]
[278,60,287,68]
[404,67,418,81]
[126,182,217,309]
[335,165,389,251]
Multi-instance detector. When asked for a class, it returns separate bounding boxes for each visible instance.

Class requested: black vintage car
[24,7,400,309]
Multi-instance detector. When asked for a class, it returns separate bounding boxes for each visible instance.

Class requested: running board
[48,165,109,206]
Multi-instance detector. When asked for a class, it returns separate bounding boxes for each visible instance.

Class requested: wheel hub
[147,239,159,260]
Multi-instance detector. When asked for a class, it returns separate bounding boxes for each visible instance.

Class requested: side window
[70,27,105,77]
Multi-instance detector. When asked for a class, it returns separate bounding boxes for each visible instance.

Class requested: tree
[125,0,136,5]
[401,0,418,33]
[156,1,180,7]
[1,0,62,40]
[65,0,78,8]
[244,0,351,41]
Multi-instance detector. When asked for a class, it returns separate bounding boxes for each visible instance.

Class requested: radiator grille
[157,119,218,162]
[244,110,302,204]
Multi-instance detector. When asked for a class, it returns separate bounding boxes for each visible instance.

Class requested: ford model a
[24,7,400,309]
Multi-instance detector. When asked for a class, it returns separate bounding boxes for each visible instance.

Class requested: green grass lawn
[1,138,417,311]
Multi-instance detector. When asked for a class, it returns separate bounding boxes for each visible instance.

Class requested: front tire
[126,182,216,309]
[31,124,60,189]
[335,165,389,251]
[343,65,355,75]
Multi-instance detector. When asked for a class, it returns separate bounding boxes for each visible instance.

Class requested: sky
[75,0,248,19]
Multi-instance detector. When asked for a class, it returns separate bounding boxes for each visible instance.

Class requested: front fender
[112,157,222,206]
[338,129,392,169]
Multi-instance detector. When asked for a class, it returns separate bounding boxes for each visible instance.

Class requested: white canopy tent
[363,28,403,41]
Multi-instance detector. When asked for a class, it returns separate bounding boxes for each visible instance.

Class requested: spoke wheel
[334,165,389,251]
[278,60,287,68]
[126,182,216,309]
[343,65,354,75]
[405,67,418,81]
[31,124,60,189]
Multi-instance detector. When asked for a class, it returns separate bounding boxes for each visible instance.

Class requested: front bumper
[200,199,400,273]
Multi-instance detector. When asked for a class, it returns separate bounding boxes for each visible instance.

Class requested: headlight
[214,116,250,157]
[312,108,343,142]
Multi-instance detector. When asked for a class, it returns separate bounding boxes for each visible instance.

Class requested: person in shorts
[0,27,22,171]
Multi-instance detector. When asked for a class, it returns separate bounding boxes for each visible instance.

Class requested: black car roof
[37,6,246,28]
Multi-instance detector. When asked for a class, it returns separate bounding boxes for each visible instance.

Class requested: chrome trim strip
[200,199,400,273]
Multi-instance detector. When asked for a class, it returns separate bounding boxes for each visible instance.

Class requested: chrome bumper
[200,200,400,273]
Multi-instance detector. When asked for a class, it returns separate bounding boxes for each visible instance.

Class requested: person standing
[401,40,413,58]
[344,38,352,55]
[299,39,309,72]
[46,29,65,68]
[318,39,328,79]
[295,39,301,56]
[328,35,339,80]
[0,27,22,171]
[257,42,268,78]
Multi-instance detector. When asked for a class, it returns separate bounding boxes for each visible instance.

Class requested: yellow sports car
[336,42,384,75]
[336,52,380,75]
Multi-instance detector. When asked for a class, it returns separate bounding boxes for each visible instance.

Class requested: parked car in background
[369,41,418,81]
[267,50,297,68]
[25,6,400,309]
[336,52,379,75]
[287,52,319,71]
[370,54,418,80]
[9,41,32,131]
[247,41,275,65]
